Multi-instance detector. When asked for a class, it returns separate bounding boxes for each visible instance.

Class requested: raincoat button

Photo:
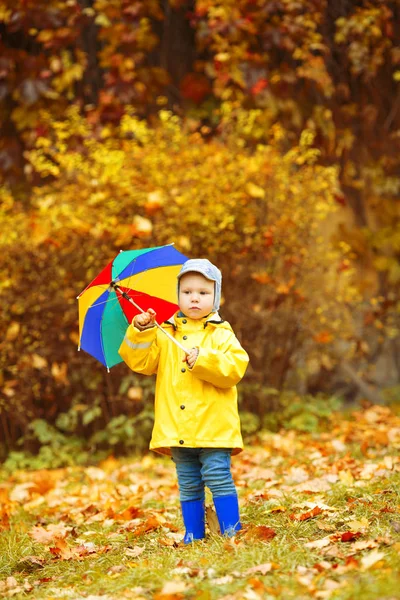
[183,335,188,340]
[180,405,185,410]
[179,440,184,444]
[182,319,187,324]
[181,368,186,373]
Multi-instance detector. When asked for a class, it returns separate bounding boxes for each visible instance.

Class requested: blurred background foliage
[0,0,399,465]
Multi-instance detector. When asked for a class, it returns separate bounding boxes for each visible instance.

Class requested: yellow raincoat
[118,312,249,456]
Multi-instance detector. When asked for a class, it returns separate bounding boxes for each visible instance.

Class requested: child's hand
[134,308,156,330]
[184,347,199,369]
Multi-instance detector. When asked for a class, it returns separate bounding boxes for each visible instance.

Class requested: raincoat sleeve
[118,324,160,375]
[191,331,249,389]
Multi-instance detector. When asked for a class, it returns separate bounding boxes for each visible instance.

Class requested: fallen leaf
[158,537,179,547]
[10,483,36,503]
[304,535,333,549]
[49,538,75,560]
[290,506,323,521]
[17,555,45,571]
[132,515,164,536]
[338,470,354,486]
[347,517,369,532]
[317,522,336,532]
[211,575,233,585]
[268,505,286,513]
[350,540,378,553]
[343,556,360,570]
[107,564,126,575]
[244,525,277,541]
[155,579,188,598]
[313,561,332,571]
[29,523,71,544]
[245,562,277,575]
[340,531,362,542]
[117,506,143,521]
[125,545,145,558]
[5,577,18,589]
[361,549,385,569]
[0,506,10,531]
[206,505,220,534]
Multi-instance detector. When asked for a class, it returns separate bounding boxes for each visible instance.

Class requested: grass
[1,405,400,599]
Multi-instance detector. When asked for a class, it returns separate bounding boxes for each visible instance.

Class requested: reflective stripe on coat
[118,312,249,456]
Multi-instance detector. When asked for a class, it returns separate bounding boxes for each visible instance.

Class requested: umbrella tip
[78,346,80,351]
[107,368,110,373]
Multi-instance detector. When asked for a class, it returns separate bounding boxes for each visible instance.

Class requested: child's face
[178,273,215,320]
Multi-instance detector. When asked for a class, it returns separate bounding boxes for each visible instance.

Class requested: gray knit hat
[177,259,222,311]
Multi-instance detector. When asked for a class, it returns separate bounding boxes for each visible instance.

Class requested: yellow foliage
[0,106,366,432]
[0,4,12,22]
[20,108,353,356]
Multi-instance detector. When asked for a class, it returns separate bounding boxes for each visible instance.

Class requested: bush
[0,108,354,457]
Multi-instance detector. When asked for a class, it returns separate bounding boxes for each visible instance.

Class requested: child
[119,259,249,542]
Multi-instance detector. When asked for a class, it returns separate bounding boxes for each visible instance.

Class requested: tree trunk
[150,0,196,106]
[77,0,103,105]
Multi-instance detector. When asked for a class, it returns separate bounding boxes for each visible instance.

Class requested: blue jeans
[171,447,237,502]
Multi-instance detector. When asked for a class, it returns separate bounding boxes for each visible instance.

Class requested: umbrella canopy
[77,244,188,369]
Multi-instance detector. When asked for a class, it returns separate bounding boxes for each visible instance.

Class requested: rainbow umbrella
[77,244,189,370]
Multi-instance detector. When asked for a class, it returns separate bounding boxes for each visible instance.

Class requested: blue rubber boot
[214,495,241,537]
[181,499,205,544]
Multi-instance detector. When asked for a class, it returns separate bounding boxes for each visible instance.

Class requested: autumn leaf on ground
[2,403,400,599]
[339,531,362,542]
[243,525,277,541]
[0,506,10,530]
[361,549,385,570]
[125,545,145,558]
[305,529,363,549]
[154,579,189,599]
[17,555,45,571]
[205,505,220,534]
[132,514,165,536]
[346,517,369,532]
[349,540,378,554]
[268,505,286,513]
[0,577,33,595]
[49,538,75,560]
[317,521,336,532]
[29,523,72,544]
[290,506,323,521]
[115,505,143,521]
[244,562,279,575]
[49,539,111,561]
[158,536,180,547]
[304,535,333,549]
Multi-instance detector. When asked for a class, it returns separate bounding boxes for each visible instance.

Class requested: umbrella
[77,244,189,370]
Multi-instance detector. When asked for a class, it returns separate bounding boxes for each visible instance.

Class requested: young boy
[118,259,249,542]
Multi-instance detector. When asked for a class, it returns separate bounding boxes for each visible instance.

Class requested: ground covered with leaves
[1,405,400,600]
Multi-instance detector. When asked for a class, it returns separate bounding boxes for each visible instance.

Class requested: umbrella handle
[111,283,190,355]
